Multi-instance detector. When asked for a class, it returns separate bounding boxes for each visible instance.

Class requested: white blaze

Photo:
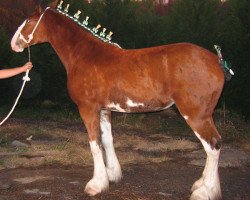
[11,20,27,52]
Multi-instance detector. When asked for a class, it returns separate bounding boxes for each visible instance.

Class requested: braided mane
[56,0,121,48]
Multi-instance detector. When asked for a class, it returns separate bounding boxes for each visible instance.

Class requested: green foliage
[217,0,250,119]
[0,28,12,67]
[0,0,249,119]
[163,0,221,47]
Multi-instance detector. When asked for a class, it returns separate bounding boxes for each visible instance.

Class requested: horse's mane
[56,1,122,49]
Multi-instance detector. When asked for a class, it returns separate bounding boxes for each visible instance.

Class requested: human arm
[0,62,33,79]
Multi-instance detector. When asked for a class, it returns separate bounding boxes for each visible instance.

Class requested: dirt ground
[0,151,249,200]
[0,112,250,200]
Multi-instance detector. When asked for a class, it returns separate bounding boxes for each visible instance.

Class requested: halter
[19,7,50,44]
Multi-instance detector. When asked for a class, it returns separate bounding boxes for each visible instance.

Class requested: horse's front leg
[79,107,109,196]
[100,110,122,182]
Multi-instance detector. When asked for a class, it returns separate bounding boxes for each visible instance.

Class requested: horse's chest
[67,76,105,103]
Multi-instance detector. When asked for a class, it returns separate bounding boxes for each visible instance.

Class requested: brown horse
[11,3,225,200]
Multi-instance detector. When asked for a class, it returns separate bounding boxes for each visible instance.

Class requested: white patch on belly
[183,115,189,120]
[107,102,126,112]
[126,98,144,107]
[162,101,175,110]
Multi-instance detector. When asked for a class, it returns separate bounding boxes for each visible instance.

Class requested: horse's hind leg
[186,117,222,200]
[100,110,122,182]
[173,71,223,199]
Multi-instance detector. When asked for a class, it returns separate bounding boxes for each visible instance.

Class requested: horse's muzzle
[12,37,24,52]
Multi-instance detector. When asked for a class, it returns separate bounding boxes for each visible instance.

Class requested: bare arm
[0,62,33,79]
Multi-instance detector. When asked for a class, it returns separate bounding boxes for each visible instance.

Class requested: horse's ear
[48,0,59,9]
[38,0,58,12]
[38,0,50,13]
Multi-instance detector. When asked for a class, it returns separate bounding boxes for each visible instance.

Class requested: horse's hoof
[84,179,109,196]
[190,185,222,200]
[85,185,100,196]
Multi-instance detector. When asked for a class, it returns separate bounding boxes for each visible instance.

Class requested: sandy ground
[0,145,249,200]
[0,114,249,200]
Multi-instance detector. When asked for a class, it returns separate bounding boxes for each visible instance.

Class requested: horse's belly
[106,98,174,113]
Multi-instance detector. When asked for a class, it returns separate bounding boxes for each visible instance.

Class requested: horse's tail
[214,45,234,81]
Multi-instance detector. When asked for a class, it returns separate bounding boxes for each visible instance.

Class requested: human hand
[21,62,33,72]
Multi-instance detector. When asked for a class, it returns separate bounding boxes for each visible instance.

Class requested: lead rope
[0,46,31,126]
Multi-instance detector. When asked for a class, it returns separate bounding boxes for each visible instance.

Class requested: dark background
[0,0,249,119]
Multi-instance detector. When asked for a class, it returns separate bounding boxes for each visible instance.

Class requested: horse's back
[121,42,224,97]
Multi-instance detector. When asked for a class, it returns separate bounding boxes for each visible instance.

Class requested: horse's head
[11,1,58,52]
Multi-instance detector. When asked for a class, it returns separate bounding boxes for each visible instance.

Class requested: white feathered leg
[190,132,222,200]
[85,141,109,196]
[100,110,122,182]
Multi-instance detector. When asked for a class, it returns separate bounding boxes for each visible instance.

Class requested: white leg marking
[85,141,109,196]
[107,102,126,112]
[191,132,222,200]
[100,110,122,182]
[11,20,26,52]
[126,98,144,107]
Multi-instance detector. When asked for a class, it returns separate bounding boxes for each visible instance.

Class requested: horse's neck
[43,10,112,74]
